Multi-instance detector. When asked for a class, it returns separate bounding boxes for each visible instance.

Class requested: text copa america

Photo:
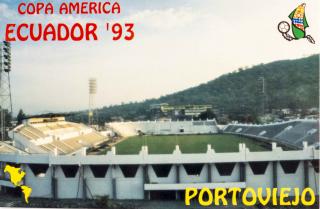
[4,1,132,41]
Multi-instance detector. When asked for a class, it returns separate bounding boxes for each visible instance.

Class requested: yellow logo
[4,165,32,203]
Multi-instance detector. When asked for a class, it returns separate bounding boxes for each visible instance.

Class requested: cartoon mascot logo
[278,3,315,44]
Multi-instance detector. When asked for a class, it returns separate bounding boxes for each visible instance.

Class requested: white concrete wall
[147,165,177,184]
[84,165,113,198]
[12,133,46,154]
[24,164,52,198]
[277,161,304,196]
[0,144,318,199]
[308,162,319,194]
[179,164,208,183]
[85,179,113,198]
[212,163,240,183]
[245,162,273,196]
[113,165,144,199]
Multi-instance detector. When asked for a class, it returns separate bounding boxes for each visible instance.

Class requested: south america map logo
[4,165,32,203]
[278,3,315,44]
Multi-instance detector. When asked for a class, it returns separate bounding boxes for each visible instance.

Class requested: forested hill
[68,54,319,123]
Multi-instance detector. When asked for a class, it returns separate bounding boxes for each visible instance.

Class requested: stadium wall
[0,143,318,200]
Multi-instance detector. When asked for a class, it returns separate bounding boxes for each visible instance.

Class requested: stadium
[0,116,318,201]
[0,41,318,206]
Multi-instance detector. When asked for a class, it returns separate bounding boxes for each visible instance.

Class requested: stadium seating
[224,119,319,148]
[274,121,319,146]
[0,144,16,153]
[12,117,109,155]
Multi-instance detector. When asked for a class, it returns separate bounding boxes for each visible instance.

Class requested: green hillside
[68,55,319,123]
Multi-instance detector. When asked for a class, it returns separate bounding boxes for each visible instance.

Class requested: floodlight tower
[0,41,13,141]
[88,78,97,126]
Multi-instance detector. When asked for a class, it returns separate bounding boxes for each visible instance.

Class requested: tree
[17,109,26,125]
[65,55,318,124]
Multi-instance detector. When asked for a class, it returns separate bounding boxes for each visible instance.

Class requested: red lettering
[59,3,68,14]
[112,23,122,41]
[89,2,97,14]
[57,24,70,41]
[57,2,120,14]
[124,23,134,41]
[112,2,121,14]
[5,24,16,41]
[30,24,42,41]
[27,4,35,14]
[71,23,84,41]
[45,3,54,14]
[18,3,26,15]
[86,23,98,40]
[97,2,101,13]
[102,2,110,14]
[69,3,78,14]
[4,23,99,42]
[17,23,29,41]
[43,24,56,41]
[81,2,88,14]
[37,3,44,14]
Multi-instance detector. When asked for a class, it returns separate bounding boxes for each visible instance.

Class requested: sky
[0,0,319,115]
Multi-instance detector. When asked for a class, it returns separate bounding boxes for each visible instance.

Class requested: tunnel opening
[183,164,204,176]
[90,165,109,178]
[215,163,235,176]
[119,165,139,178]
[152,164,172,177]
[61,165,79,178]
[28,164,49,177]
[280,161,300,174]
[249,162,269,175]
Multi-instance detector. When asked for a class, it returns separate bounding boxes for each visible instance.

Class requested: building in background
[150,103,212,120]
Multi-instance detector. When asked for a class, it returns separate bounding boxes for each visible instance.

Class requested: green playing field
[113,134,269,154]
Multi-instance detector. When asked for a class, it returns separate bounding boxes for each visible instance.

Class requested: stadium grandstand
[10,117,108,155]
[0,117,318,201]
[106,119,219,137]
[224,119,319,149]
[0,142,23,154]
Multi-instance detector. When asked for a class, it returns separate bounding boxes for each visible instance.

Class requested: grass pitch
[113,134,269,154]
